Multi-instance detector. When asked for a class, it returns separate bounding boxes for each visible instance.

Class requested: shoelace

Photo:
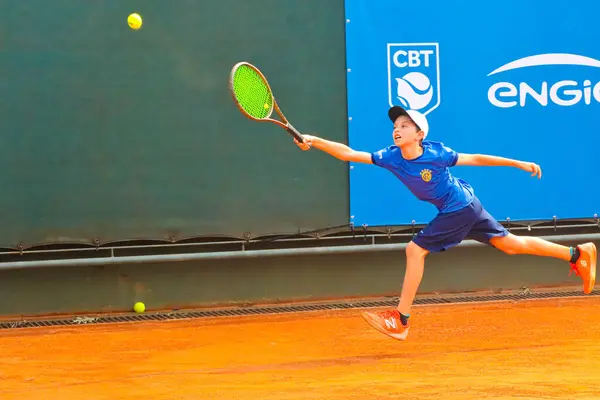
[380,309,399,319]
[569,262,580,277]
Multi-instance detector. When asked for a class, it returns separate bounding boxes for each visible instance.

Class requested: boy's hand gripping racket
[229,62,305,143]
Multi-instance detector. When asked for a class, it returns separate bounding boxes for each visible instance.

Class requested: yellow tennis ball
[133,302,145,313]
[128,13,143,30]
[264,103,269,109]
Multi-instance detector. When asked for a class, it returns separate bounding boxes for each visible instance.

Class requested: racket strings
[232,66,273,119]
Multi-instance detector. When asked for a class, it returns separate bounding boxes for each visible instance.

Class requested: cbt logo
[387,43,440,115]
[487,53,600,108]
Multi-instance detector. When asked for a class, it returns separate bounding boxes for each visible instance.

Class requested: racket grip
[286,123,305,143]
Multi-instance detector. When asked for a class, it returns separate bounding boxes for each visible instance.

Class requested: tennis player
[294,105,596,341]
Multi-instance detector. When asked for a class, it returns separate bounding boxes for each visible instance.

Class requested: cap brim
[388,106,410,123]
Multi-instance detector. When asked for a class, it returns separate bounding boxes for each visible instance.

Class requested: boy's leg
[490,233,570,261]
[467,198,596,294]
[362,204,478,341]
[490,234,596,294]
[361,241,430,341]
[397,242,429,317]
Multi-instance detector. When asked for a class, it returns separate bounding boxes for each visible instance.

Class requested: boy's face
[392,115,424,148]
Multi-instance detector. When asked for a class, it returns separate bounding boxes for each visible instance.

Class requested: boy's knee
[491,234,524,255]
[406,241,429,259]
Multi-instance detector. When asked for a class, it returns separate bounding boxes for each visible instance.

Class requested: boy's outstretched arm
[294,135,373,164]
[456,153,542,178]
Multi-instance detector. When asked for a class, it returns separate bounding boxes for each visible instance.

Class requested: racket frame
[229,62,305,143]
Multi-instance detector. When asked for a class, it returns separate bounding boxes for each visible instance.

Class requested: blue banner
[344,0,600,227]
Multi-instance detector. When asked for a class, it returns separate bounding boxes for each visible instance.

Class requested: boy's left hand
[519,161,542,178]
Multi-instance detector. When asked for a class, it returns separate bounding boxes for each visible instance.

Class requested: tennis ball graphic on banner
[395,72,434,111]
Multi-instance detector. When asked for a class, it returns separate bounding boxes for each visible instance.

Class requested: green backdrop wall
[0,0,349,248]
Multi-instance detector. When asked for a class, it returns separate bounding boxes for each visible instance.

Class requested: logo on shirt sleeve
[420,169,432,182]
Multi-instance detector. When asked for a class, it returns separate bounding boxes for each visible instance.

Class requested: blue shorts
[413,196,509,253]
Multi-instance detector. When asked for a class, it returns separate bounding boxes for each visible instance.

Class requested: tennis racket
[228,61,305,143]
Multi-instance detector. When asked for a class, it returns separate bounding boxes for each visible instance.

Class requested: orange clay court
[1,295,599,400]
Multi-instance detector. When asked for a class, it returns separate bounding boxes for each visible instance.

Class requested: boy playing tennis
[294,105,596,341]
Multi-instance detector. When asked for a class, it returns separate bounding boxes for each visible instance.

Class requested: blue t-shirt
[371,140,474,213]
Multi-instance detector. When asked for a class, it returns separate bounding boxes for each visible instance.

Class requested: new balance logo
[384,317,397,329]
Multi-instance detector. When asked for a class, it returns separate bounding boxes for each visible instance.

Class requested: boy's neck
[400,143,424,160]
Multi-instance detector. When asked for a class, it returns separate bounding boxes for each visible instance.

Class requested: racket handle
[286,123,305,143]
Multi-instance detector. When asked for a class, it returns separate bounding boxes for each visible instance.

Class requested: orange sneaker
[361,309,410,341]
[569,242,597,294]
